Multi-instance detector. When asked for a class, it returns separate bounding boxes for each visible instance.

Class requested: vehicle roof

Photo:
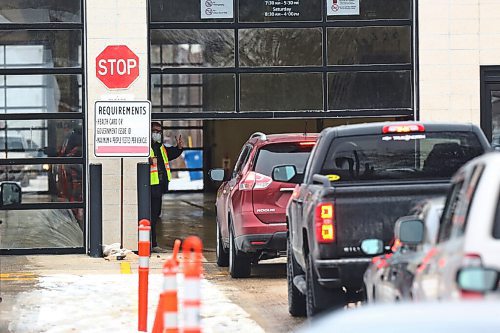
[248,133,318,145]
[322,121,478,138]
[297,301,500,333]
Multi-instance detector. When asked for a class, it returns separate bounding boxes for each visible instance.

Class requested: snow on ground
[8,273,264,333]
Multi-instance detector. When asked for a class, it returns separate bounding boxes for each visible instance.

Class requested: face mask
[152,132,161,143]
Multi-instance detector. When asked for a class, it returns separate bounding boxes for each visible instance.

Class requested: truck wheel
[216,220,229,267]
[305,253,346,317]
[229,227,251,278]
[287,237,306,317]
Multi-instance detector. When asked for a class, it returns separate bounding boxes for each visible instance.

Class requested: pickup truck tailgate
[328,182,449,255]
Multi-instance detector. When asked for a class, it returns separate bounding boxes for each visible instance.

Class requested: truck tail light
[239,171,272,191]
[315,202,335,243]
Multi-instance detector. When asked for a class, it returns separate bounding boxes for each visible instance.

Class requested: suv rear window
[321,132,484,182]
[254,143,314,178]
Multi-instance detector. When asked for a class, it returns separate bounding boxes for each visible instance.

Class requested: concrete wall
[419,0,500,124]
[86,0,148,250]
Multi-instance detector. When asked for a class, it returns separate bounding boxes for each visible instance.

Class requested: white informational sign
[327,0,360,16]
[94,101,151,157]
[201,0,233,19]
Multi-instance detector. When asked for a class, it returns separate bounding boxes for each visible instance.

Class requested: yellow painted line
[0,273,38,281]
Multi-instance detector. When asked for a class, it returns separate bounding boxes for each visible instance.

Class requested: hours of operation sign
[94,101,151,157]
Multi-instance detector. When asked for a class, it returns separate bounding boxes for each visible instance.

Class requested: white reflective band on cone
[139,230,149,242]
[163,276,177,291]
[184,279,201,300]
[138,257,149,268]
[183,307,200,328]
[163,313,178,328]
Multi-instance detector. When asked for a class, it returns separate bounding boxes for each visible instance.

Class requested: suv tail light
[382,123,425,133]
[315,202,335,243]
[239,171,272,191]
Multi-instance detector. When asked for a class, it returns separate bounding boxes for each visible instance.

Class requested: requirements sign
[94,101,151,157]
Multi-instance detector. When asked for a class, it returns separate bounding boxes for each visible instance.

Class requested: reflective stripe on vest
[150,146,172,185]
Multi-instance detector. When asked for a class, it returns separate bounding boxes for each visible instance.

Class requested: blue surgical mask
[152,132,161,143]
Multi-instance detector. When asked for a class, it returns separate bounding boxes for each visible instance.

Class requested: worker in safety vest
[149,121,184,253]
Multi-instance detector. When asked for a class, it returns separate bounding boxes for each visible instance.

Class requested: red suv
[210,132,318,278]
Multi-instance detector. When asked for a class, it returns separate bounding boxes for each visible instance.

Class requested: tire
[229,226,251,278]
[287,236,306,317]
[216,220,229,267]
[305,253,346,317]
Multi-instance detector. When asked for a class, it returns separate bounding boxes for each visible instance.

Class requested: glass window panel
[151,74,235,112]
[0,0,81,23]
[162,120,203,127]
[0,163,83,202]
[0,31,82,68]
[491,91,500,148]
[239,0,322,22]
[0,119,83,158]
[239,28,322,67]
[327,0,411,20]
[240,73,323,111]
[150,0,234,23]
[150,30,234,67]
[328,26,411,65]
[0,209,83,249]
[328,71,412,110]
[0,75,81,113]
[161,129,203,148]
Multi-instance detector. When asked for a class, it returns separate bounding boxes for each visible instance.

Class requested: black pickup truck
[280,122,490,317]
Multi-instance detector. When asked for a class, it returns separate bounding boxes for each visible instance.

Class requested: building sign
[264,0,301,18]
[96,45,139,89]
[327,0,360,16]
[201,0,233,19]
[94,101,151,157]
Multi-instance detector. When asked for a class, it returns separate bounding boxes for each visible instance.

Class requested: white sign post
[327,0,360,16]
[94,101,151,157]
[201,0,233,19]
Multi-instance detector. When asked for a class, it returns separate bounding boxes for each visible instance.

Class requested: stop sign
[96,45,139,89]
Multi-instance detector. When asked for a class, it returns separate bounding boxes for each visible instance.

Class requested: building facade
[0,0,497,254]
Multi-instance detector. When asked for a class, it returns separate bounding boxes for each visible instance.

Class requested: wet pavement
[158,193,217,260]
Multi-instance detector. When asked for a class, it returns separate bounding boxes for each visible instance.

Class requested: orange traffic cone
[152,239,181,333]
[182,236,203,333]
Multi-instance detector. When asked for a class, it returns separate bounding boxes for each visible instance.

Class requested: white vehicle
[412,152,500,301]
[362,197,445,303]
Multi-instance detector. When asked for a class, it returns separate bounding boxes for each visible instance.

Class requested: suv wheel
[229,226,251,278]
[287,236,306,317]
[305,253,346,317]
[216,220,229,267]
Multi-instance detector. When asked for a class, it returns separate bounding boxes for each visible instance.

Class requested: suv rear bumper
[314,258,372,290]
[234,231,287,253]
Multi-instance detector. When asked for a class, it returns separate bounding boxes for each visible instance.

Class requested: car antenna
[304,120,308,137]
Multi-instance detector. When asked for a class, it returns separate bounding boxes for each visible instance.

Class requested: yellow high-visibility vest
[150,146,172,185]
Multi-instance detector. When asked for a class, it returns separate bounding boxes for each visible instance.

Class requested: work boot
[152,246,168,253]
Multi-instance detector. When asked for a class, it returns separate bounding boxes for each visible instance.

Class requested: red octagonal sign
[96,45,139,89]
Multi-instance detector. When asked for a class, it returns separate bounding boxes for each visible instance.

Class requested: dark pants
[150,184,163,247]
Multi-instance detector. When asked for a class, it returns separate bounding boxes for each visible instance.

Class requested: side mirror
[395,217,424,245]
[360,239,384,256]
[457,267,499,293]
[0,182,22,207]
[209,168,225,182]
[272,165,297,183]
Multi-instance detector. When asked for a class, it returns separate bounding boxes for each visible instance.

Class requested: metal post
[89,163,103,258]
[137,162,151,222]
